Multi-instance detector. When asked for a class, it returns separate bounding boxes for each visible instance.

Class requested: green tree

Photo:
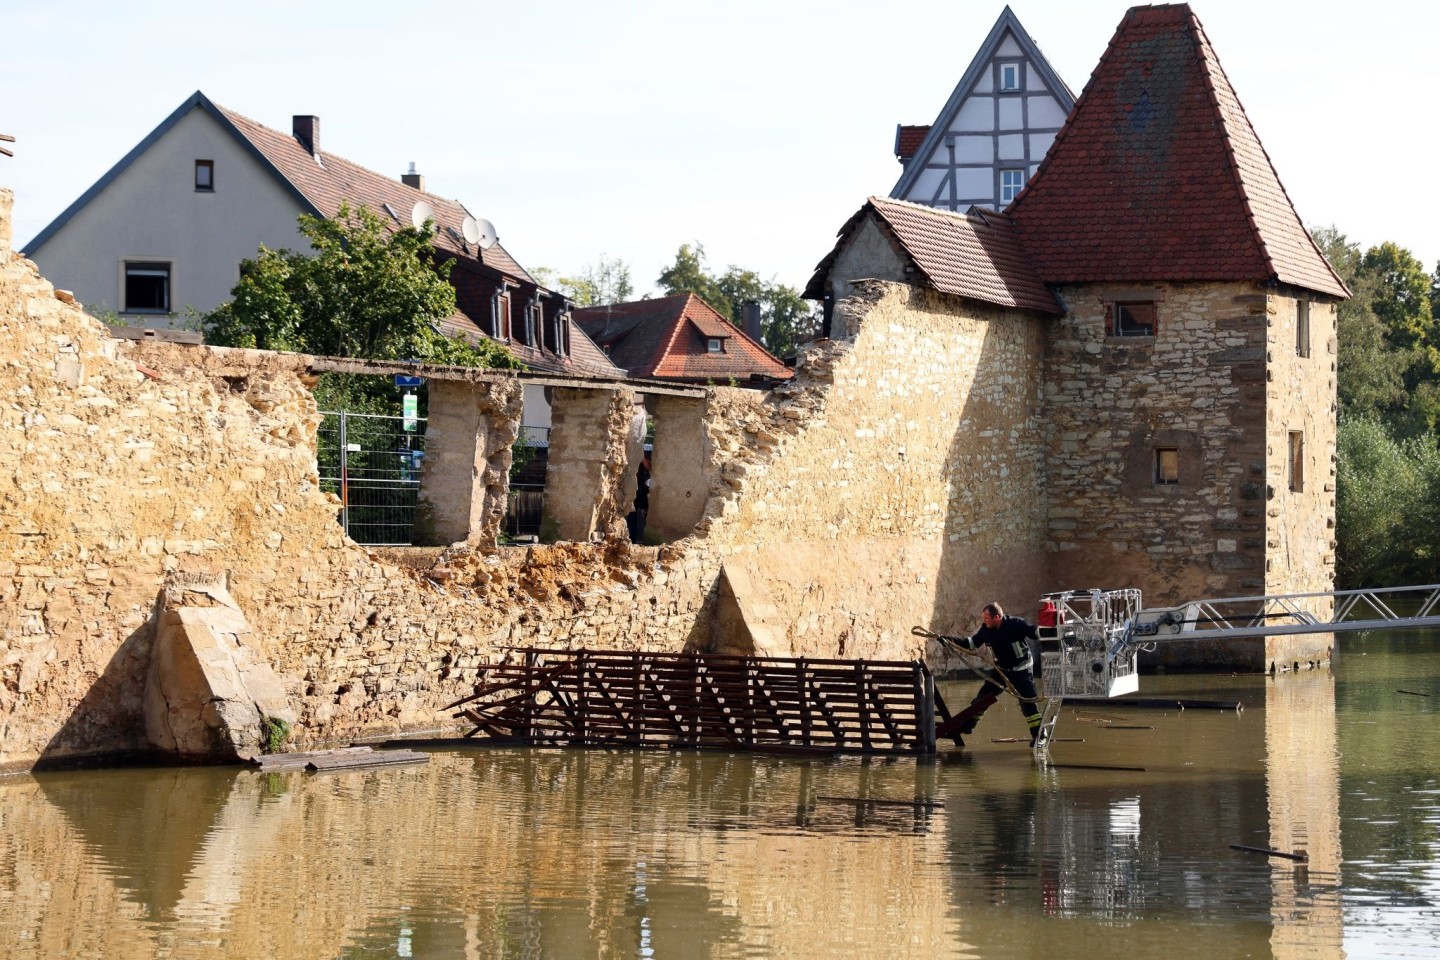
[1314,227,1405,422]
[205,203,519,369]
[1336,418,1440,587]
[558,254,635,307]
[657,243,818,358]
[658,243,733,319]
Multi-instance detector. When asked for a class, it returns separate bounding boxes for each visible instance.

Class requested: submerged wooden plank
[307,750,430,772]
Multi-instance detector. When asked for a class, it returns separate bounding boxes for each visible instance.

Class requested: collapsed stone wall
[0,193,720,770]
[1,186,1047,769]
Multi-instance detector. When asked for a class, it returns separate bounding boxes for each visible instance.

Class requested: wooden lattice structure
[447,649,939,755]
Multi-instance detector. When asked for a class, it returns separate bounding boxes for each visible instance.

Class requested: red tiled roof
[895,125,931,161]
[218,106,535,283]
[217,103,625,377]
[573,294,793,384]
[1006,4,1348,299]
[805,197,1063,315]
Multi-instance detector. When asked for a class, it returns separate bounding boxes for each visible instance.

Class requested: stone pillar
[0,188,12,259]
[543,387,634,542]
[648,395,707,541]
[415,378,522,546]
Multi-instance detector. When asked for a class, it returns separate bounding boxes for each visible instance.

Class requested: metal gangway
[1019,583,1440,755]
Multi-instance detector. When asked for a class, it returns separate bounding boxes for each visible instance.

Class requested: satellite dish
[410,200,435,230]
[472,218,498,249]
[461,215,482,245]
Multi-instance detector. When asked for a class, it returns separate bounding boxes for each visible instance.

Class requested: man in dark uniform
[942,602,1043,746]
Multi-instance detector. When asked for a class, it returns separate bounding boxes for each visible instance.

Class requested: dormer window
[707,338,724,353]
[493,288,512,340]
[1000,63,1020,91]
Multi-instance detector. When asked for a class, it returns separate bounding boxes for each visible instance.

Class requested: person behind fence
[942,602,1044,745]
[626,448,652,543]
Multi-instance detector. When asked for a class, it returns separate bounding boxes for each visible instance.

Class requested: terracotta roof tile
[807,197,1063,315]
[574,294,792,384]
[1006,3,1347,299]
[216,103,625,378]
[218,106,535,283]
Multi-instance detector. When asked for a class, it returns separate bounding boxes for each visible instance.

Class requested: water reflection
[2,634,1438,959]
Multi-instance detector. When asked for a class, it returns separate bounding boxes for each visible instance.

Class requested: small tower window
[1296,299,1311,358]
[1109,301,1157,337]
[1155,448,1179,485]
[1288,431,1305,492]
[194,160,214,192]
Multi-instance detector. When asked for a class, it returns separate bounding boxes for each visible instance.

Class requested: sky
[4,0,1437,298]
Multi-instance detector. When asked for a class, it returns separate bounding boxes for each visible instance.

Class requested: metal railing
[317,410,426,546]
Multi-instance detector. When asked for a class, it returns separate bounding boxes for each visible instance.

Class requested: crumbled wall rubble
[0,198,722,769]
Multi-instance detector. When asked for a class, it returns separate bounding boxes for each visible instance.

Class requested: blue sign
[394,375,424,388]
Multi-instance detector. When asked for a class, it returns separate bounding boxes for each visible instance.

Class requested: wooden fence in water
[446,649,939,755]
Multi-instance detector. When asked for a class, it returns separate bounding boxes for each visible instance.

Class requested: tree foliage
[1336,418,1440,587]
[204,203,519,370]
[656,243,819,358]
[1320,226,1440,585]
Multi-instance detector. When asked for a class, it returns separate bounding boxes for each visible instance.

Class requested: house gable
[574,294,791,384]
[24,96,312,319]
[890,6,1075,211]
[806,197,1062,324]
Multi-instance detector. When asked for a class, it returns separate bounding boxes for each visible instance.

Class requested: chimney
[402,161,425,192]
[741,300,762,342]
[292,115,319,155]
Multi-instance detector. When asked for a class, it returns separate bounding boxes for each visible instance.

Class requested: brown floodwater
[1,630,1437,959]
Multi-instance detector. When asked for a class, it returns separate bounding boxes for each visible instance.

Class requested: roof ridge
[217,103,468,213]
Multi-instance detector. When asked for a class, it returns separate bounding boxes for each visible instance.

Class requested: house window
[1000,63,1020,91]
[124,261,171,313]
[1288,431,1305,492]
[194,160,214,192]
[1110,301,1157,337]
[557,313,570,357]
[524,300,540,346]
[707,338,724,353]
[494,290,511,340]
[1296,299,1311,358]
[1155,448,1179,485]
[1001,168,1025,204]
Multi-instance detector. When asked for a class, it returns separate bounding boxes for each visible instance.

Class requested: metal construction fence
[317,410,426,546]
[505,424,549,541]
[318,412,551,546]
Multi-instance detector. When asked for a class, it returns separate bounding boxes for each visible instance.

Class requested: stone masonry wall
[0,205,721,770]
[1264,293,1339,670]
[699,280,1051,660]
[1041,282,1335,669]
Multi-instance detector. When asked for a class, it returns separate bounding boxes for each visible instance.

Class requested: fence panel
[505,426,549,540]
[317,411,426,546]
